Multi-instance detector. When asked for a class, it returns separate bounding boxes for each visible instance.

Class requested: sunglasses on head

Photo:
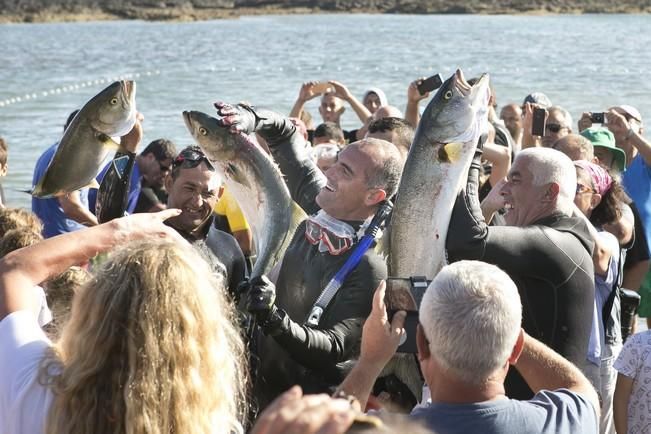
[172,147,215,171]
[546,123,566,133]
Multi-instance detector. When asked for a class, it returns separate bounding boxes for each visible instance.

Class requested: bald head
[372,105,404,122]
[552,134,594,162]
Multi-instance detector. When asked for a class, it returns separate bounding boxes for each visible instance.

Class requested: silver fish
[383,69,490,402]
[32,80,136,198]
[182,110,306,278]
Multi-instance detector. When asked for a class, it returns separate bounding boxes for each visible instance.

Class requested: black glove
[214,102,259,135]
[243,275,287,335]
[446,133,489,259]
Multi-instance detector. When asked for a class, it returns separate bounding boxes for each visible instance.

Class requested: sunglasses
[546,123,567,134]
[172,147,215,171]
[305,220,354,255]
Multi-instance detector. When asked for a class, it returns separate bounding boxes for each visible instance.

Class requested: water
[1,14,651,208]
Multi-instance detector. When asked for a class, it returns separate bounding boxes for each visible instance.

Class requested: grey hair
[419,261,522,384]
[419,261,522,385]
[358,138,403,198]
[517,147,577,215]
[549,106,573,131]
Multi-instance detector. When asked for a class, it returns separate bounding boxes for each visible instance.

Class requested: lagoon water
[1,13,651,208]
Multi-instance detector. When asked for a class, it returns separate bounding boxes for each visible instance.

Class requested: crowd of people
[1,74,651,434]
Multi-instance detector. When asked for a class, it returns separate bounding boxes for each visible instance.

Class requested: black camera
[590,112,606,124]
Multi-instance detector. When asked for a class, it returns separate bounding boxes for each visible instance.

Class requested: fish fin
[96,131,121,150]
[438,142,464,163]
[290,201,308,228]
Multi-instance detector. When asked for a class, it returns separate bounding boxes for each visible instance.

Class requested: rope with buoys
[0,70,161,108]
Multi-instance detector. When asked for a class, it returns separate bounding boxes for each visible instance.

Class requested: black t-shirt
[624,202,651,267]
[134,186,167,213]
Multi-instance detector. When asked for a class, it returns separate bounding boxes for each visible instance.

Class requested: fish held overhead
[32,80,137,198]
[182,109,305,279]
[388,69,490,292]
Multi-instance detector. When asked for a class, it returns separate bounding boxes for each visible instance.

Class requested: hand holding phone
[417,74,444,96]
[385,277,430,353]
[531,107,547,137]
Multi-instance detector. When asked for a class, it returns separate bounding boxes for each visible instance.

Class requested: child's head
[0,208,43,238]
[44,266,92,340]
[0,228,43,257]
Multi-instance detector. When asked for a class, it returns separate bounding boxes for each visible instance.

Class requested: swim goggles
[305,211,357,255]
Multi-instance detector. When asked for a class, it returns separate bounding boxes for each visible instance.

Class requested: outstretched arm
[0,209,184,321]
[215,102,325,214]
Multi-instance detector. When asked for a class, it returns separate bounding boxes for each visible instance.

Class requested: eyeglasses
[172,147,215,171]
[576,183,595,195]
[305,220,354,255]
[546,123,567,134]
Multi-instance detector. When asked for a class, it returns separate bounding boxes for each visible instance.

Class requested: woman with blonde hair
[0,209,247,434]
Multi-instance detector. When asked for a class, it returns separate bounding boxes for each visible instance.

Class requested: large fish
[32,80,137,198]
[183,110,306,278]
[382,69,490,403]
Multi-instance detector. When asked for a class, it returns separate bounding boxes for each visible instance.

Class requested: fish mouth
[454,69,472,97]
[121,80,136,101]
[182,111,196,135]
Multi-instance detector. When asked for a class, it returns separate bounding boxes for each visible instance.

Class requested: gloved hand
[214,102,259,135]
[243,275,286,334]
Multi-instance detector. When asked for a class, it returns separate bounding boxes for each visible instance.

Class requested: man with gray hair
[448,147,595,400]
[337,261,599,433]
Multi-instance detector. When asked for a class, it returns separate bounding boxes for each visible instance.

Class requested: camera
[590,112,606,124]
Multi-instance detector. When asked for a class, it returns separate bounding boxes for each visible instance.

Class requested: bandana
[574,160,613,195]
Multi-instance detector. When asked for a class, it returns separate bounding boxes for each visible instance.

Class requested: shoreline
[1,5,650,24]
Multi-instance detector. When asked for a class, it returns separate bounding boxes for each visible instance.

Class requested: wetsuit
[446,151,595,399]
[243,107,386,409]
[95,152,246,296]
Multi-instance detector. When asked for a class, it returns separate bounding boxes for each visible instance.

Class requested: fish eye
[199,127,208,136]
[110,97,118,105]
[444,90,453,100]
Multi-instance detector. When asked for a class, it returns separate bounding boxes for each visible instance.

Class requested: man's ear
[416,324,430,362]
[164,172,173,192]
[590,192,602,210]
[365,188,387,207]
[543,182,560,203]
[508,329,525,365]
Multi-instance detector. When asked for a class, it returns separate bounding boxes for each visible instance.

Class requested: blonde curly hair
[41,239,247,434]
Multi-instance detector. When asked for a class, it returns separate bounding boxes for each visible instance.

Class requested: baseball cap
[580,127,626,171]
[610,105,642,124]
[522,92,552,108]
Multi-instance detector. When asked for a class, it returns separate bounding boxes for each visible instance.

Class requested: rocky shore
[1,0,649,23]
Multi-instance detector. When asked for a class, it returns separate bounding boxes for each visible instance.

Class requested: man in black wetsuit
[97,129,246,296]
[447,146,595,400]
[217,103,403,410]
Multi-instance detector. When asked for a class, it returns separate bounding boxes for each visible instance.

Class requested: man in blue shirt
[336,260,599,434]
[32,111,98,238]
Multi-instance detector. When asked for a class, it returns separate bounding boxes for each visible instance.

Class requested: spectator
[0,211,248,433]
[337,261,599,433]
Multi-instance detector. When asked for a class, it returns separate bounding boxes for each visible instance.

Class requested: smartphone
[531,107,546,137]
[312,82,333,95]
[590,112,606,124]
[385,277,430,353]
[417,74,444,95]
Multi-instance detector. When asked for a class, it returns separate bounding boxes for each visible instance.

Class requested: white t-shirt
[614,330,651,434]
[33,285,52,327]
[0,310,54,434]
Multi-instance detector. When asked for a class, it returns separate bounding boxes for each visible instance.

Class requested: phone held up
[531,107,546,137]
[312,82,334,95]
[385,277,431,353]
[590,112,607,124]
[417,74,444,96]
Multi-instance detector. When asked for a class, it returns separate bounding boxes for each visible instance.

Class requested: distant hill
[1,0,650,22]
